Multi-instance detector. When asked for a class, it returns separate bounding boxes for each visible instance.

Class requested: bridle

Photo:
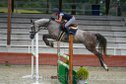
[30,18,51,39]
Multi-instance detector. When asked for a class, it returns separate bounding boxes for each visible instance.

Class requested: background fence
[0,0,126,16]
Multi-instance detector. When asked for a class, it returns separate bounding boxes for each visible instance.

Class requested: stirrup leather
[57,31,66,41]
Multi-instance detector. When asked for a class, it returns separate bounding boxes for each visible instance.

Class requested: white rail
[58,52,69,60]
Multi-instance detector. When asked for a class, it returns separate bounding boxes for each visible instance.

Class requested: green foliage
[76,66,89,80]
[14,9,42,14]
[0,0,7,7]
[65,60,69,65]
[0,8,42,14]
[88,0,96,4]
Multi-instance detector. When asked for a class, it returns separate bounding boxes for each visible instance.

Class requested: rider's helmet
[52,8,60,13]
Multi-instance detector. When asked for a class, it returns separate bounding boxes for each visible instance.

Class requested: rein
[30,19,51,39]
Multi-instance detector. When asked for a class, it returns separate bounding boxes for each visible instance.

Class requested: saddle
[57,21,78,41]
[69,24,78,29]
[60,22,78,31]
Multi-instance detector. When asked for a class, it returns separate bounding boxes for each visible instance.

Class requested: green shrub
[76,66,89,80]
[65,60,69,65]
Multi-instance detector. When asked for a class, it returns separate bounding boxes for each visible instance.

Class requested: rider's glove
[51,17,55,21]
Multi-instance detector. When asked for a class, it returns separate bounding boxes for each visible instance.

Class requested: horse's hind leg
[87,46,109,71]
[43,34,54,47]
[93,50,109,71]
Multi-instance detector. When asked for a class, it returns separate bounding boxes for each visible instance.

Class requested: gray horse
[31,18,109,71]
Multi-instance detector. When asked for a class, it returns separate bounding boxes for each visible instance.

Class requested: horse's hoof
[48,41,54,48]
[106,68,109,71]
[103,63,109,71]
[30,33,35,39]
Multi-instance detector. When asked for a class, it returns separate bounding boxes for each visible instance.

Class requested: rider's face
[53,12,58,16]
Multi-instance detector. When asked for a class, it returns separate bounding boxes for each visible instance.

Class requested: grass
[0,7,42,14]
[0,7,8,13]
[14,9,42,14]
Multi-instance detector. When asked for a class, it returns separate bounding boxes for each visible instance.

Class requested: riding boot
[64,27,69,39]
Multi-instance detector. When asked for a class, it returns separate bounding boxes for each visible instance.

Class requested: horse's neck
[48,21,61,36]
[41,19,60,33]
[48,21,59,28]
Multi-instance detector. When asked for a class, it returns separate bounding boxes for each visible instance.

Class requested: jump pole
[22,33,39,83]
[69,34,73,84]
[31,32,39,81]
[35,32,39,81]
[31,36,35,77]
[57,33,74,84]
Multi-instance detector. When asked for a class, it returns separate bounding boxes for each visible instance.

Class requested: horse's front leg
[43,34,54,47]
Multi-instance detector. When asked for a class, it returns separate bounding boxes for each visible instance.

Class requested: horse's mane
[41,18,58,24]
[41,18,50,22]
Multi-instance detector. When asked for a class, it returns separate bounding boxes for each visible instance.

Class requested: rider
[51,8,76,33]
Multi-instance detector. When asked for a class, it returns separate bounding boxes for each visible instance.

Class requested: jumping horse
[30,18,109,71]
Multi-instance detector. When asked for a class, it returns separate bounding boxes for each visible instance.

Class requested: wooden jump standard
[57,33,74,84]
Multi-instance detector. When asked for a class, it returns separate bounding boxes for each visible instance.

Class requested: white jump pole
[35,32,39,81]
[31,37,35,78]
[22,37,35,79]
[22,33,39,83]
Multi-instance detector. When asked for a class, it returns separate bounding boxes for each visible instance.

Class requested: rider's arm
[55,15,62,23]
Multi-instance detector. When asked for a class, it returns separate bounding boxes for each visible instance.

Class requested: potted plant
[76,66,89,84]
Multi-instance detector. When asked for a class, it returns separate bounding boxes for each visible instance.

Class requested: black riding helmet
[52,8,60,13]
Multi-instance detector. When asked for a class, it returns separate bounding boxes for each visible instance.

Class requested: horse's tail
[95,33,108,57]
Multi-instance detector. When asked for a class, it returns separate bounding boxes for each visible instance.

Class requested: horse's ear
[30,19,34,25]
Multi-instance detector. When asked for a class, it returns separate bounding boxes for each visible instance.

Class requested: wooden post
[7,0,12,45]
[105,0,110,15]
[46,0,49,14]
[71,0,76,15]
[69,34,73,84]
[11,0,14,13]
[59,0,62,11]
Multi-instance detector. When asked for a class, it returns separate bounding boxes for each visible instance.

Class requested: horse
[30,18,109,71]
